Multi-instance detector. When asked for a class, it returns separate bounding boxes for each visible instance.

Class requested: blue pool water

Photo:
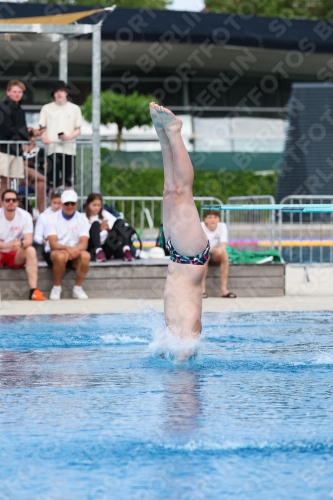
[1,311,333,499]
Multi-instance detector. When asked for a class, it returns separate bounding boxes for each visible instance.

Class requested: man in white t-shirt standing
[201,210,236,298]
[0,189,46,300]
[47,190,91,300]
[39,81,82,189]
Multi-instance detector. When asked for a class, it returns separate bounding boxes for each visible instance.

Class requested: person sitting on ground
[150,102,210,344]
[47,189,91,300]
[34,190,62,262]
[85,192,133,262]
[201,210,236,299]
[0,189,46,300]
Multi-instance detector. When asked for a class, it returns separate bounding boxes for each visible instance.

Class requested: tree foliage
[101,164,278,200]
[26,0,171,6]
[82,90,156,150]
[204,0,333,20]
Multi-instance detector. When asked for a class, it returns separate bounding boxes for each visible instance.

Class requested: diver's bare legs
[150,105,173,238]
[150,103,208,342]
[152,104,207,255]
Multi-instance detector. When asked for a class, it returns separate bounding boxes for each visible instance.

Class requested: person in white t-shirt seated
[0,189,46,300]
[47,190,90,300]
[84,192,133,262]
[34,190,62,261]
[201,210,236,298]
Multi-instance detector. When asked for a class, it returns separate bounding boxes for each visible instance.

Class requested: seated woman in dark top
[85,192,133,262]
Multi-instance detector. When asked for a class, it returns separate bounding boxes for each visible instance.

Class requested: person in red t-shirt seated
[201,210,236,299]
[0,189,46,300]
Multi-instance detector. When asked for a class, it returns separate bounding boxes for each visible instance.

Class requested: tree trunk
[116,126,122,151]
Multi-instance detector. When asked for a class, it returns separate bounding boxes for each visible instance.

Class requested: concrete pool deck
[0,266,332,315]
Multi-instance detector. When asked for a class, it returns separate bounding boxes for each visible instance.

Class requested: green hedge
[101,165,278,202]
[103,151,281,172]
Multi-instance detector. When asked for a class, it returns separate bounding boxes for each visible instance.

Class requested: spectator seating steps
[0,258,285,300]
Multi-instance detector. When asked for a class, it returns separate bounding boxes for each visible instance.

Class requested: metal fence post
[92,23,101,193]
[59,37,68,82]
[278,208,282,256]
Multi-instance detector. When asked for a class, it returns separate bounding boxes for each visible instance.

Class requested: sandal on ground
[202,292,208,299]
[221,292,237,298]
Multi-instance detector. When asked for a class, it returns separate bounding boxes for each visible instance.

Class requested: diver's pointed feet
[150,101,164,135]
[150,102,183,135]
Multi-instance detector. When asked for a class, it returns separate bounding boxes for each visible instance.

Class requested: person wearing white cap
[47,190,91,300]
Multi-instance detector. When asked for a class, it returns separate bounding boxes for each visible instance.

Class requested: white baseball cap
[61,190,78,204]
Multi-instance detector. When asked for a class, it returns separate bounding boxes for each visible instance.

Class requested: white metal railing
[226,195,276,252]
[3,140,333,266]
[103,196,224,232]
[0,140,92,215]
[214,195,333,265]
[278,195,333,266]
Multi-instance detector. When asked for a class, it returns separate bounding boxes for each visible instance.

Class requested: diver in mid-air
[150,102,209,350]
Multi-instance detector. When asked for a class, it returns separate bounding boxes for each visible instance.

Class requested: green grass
[101,166,278,202]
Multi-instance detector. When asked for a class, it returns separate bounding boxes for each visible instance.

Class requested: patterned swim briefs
[166,238,210,265]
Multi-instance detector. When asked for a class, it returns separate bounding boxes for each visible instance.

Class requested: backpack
[103,203,121,219]
[111,219,142,259]
[155,224,170,256]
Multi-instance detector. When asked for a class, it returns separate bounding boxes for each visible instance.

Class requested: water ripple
[1,311,333,499]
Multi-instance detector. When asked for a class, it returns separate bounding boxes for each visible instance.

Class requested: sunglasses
[63,201,76,206]
[4,198,18,203]
[53,189,64,195]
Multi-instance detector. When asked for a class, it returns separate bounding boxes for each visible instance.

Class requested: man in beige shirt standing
[39,81,82,189]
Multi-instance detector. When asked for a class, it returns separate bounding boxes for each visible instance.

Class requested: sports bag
[155,224,170,256]
[109,219,142,259]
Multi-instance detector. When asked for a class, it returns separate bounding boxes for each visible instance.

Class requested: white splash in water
[138,305,202,361]
[152,439,256,452]
[148,325,200,361]
[312,351,333,364]
[101,334,149,344]
[149,438,331,453]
